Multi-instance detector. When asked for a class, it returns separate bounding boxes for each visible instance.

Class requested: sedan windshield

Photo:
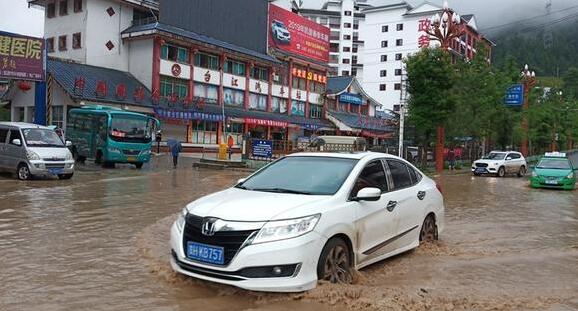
[238,157,358,195]
[109,115,152,143]
[484,152,506,160]
[537,159,571,170]
[22,128,64,147]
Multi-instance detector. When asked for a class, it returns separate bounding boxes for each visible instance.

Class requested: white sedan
[170,152,444,292]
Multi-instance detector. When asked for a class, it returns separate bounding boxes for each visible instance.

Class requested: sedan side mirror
[237,178,247,184]
[65,140,72,147]
[12,139,21,146]
[354,187,381,202]
[505,157,512,161]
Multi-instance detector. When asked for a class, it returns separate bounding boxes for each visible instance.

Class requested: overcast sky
[0,0,577,38]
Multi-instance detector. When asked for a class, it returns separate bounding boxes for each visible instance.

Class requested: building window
[73,0,82,12]
[352,55,357,64]
[395,69,402,76]
[344,23,351,28]
[72,32,81,49]
[51,106,64,129]
[160,76,188,99]
[395,53,402,60]
[379,84,386,91]
[394,83,401,90]
[396,39,403,46]
[381,25,389,32]
[59,0,68,15]
[342,70,349,76]
[47,2,56,18]
[381,41,388,48]
[194,52,219,70]
[381,55,387,62]
[396,23,403,31]
[380,70,387,77]
[223,88,245,106]
[352,45,358,53]
[271,97,288,113]
[343,34,351,40]
[393,104,401,112]
[194,83,219,104]
[224,60,246,76]
[310,104,323,119]
[351,68,357,76]
[58,35,67,51]
[291,100,305,116]
[342,58,350,64]
[248,93,267,111]
[353,23,359,30]
[251,66,269,81]
[292,69,307,90]
[344,10,352,16]
[46,37,55,53]
[191,121,218,144]
[343,46,351,52]
[162,44,189,64]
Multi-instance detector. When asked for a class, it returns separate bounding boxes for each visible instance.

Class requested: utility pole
[398,64,408,158]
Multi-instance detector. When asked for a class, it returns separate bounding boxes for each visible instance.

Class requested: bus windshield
[109,115,152,143]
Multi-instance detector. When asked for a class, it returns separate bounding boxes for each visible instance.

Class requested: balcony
[329,24,341,29]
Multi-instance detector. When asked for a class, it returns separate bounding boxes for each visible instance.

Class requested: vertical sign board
[268,4,330,63]
[252,139,273,159]
[505,84,524,106]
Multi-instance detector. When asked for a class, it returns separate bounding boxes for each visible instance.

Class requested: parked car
[0,122,74,180]
[271,19,291,44]
[170,152,444,292]
[530,152,576,190]
[472,151,527,177]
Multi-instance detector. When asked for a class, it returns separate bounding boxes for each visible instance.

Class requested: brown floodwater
[0,155,577,311]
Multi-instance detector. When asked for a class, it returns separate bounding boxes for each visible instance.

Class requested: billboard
[0,31,45,81]
[268,4,330,63]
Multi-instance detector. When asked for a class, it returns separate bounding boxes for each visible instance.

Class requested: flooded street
[1,156,577,311]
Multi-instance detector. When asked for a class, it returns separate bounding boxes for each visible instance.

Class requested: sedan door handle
[386,201,397,212]
[417,191,426,200]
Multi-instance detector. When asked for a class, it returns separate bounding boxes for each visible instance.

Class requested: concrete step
[192,162,228,170]
[199,158,247,168]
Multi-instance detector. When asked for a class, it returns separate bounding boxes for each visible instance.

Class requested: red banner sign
[268,4,330,63]
[244,118,288,128]
[0,31,45,81]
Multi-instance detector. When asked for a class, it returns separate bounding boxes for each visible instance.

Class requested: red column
[151,37,161,93]
[219,54,226,106]
[188,48,197,102]
[435,126,445,172]
[305,65,310,119]
[245,62,252,110]
[287,60,293,116]
[520,85,530,156]
[267,67,273,112]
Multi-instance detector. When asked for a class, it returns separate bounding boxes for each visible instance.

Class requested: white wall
[44,0,87,63]
[128,39,153,90]
[86,0,133,71]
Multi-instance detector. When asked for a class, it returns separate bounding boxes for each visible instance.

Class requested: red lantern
[17,81,32,92]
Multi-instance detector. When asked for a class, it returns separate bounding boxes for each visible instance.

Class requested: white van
[0,122,75,180]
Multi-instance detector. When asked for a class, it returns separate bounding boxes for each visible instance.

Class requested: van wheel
[135,163,143,169]
[17,164,32,180]
[317,238,352,284]
[58,173,74,180]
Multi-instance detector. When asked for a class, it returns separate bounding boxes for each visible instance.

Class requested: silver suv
[0,122,75,180]
[472,151,527,177]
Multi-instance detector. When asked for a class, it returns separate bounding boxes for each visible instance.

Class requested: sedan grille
[475,163,489,168]
[182,214,258,266]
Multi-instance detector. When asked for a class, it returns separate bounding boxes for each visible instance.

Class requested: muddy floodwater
[1,155,577,311]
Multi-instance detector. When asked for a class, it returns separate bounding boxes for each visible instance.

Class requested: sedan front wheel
[317,238,352,284]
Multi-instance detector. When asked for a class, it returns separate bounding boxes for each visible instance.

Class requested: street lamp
[423,2,464,172]
[520,64,536,156]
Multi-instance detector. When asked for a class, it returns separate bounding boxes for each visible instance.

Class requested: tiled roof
[122,22,279,64]
[329,111,396,132]
[326,76,354,95]
[47,59,154,107]
[461,14,474,22]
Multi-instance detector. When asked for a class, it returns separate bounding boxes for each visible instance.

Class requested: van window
[386,160,413,190]
[0,128,8,143]
[8,130,22,145]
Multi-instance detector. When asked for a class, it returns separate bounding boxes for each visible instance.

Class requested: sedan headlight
[251,214,320,244]
[532,171,538,177]
[26,150,41,160]
[566,172,574,179]
[176,207,187,232]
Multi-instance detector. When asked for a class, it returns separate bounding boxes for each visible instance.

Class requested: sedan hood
[474,159,501,165]
[186,188,328,221]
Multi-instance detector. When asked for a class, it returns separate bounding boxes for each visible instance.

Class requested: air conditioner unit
[273,74,280,82]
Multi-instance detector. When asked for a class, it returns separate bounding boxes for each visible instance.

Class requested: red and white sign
[418,19,431,48]
[171,64,181,77]
[244,118,288,128]
[268,4,330,63]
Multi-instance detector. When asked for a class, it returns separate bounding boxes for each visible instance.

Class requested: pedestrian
[448,148,456,170]
[168,139,183,168]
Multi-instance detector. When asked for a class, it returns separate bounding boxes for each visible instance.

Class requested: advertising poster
[268,4,330,63]
[0,31,45,81]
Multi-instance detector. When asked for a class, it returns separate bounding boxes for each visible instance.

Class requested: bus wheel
[135,163,144,169]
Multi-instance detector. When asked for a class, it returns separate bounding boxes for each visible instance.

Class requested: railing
[131,17,158,27]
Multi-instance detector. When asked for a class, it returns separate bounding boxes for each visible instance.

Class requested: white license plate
[545,180,558,185]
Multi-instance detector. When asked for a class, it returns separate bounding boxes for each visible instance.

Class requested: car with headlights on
[530,152,576,190]
[472,151,526,177]
[170,152,444,292]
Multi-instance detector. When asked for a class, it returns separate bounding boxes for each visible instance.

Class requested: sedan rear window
[239,157,358,195]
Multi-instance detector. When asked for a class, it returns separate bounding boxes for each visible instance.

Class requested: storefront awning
[328,111,396,133]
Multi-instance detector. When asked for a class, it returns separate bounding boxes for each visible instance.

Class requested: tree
[405,48,456,166]
[563,67,578,99]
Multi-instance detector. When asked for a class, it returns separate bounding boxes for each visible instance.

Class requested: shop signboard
[505,84,524,106]
[339,92,363,105]
[268,4,330,63]
[0,31,45,81]
[244,118,288,128]
[154,107,224,122]
[252,139,273,158]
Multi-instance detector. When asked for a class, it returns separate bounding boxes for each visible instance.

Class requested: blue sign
[252,139,273,158]
[153,107,224,122]
[505,84,524,106]
[339,92,363,105]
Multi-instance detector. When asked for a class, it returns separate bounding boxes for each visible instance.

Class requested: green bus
[66,106,159,169]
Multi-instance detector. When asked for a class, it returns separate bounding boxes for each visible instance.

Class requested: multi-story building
[299,0,371,77]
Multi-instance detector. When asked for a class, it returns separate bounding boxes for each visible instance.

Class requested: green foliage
[562,67,578,98]
[0,107,9,121]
